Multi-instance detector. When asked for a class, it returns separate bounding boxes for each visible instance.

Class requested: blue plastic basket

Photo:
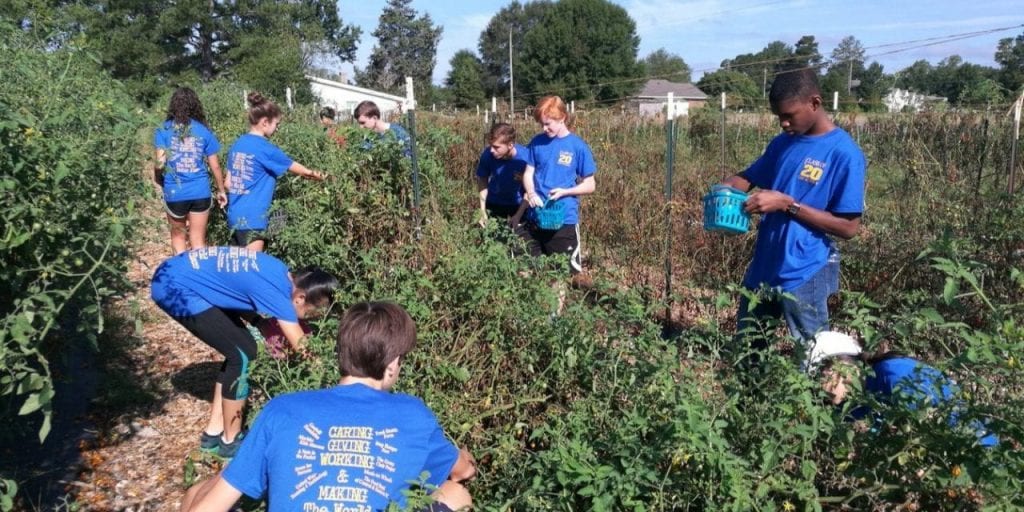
[535,198,566,231]
[702,185,750,234]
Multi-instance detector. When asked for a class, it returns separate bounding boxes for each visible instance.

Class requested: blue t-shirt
[741,127,865,291]
[150,246,296,321]
[526,133,597,225]
[475,144,528,207]
[223,383,460,511]
[360,124,412,157]
[866,357,998,447]
[226,134,294,230]
[153,119,221,202]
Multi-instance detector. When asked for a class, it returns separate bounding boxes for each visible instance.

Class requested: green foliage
[356,0,443,96]
[995,31,1024,94]
[641,48,692,83]
[0,27,145,446]
[697,69,762,108]
[5,0,361,104]
[721,40,794,95]
[445,50,487,109]
[476,0,553,98]
[170,81,1023,508]
[792,35,822,70]
[516,0,643,102]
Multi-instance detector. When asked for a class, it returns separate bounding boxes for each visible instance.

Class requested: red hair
[534,95,568,123]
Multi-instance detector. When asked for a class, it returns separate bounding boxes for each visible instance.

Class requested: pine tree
[356,0,443,95]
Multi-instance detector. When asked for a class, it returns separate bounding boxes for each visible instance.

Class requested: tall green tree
[477,0,553,98]
[995,31,1024,94]
[828,36,866,95]
[4,0,361,104]
[356,0,443,96]
[791,35,822,71]
[641,48,692,82]
[516,0,642,102]
[446,49,487,108]
[697,69,761,108]
[897,59,934,93]
[722,40,795,96]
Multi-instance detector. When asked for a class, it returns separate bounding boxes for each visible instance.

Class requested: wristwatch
[786,201,802,216]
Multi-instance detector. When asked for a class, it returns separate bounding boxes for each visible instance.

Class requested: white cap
[805,331,862,372]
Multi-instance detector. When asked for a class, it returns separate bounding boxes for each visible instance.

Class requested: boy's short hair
[769,69,822,106]
[336,302,416,379]
[319,106,336,121]
[488,122,516,144]
[353,100,381,120]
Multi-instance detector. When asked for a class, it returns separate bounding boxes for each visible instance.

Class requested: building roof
[305,75,406,103]
[636,79,707,100]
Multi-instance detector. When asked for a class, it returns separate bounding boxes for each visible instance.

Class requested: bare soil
[67,202,226,511]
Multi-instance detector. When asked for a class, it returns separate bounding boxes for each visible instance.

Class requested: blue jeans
[737,249,840,353]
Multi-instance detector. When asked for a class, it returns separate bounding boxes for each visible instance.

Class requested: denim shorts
[737,248,841,350]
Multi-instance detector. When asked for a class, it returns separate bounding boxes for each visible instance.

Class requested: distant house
[629,80,708,117]
[883,88,947,113]
[306,75,409,120]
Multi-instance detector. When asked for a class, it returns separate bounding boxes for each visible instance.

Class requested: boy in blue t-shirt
[475,122,528,226]
[181,302,476,512]
[354,100,412,157]
[718,69,866,360]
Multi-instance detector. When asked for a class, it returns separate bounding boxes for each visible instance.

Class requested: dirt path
[69,202,226,511]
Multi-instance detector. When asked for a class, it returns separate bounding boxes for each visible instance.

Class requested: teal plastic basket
[535,198,566,231]
[702,185,750,234]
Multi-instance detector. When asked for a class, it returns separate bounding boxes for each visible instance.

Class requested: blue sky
[337,0,1024,87]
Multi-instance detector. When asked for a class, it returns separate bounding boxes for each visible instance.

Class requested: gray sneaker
[199,431,221,453]
[217,432,247,459]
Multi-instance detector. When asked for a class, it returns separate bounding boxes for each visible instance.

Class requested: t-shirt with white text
[226,134,294,231]
[223,383,460,511]
[150,246,295,321]
[153,119,221,202]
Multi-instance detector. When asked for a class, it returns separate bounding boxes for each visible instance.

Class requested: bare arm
[449,448,477,482]
[743,190,863,240]
[522,164,542,207]
[548,175,595,201]
[277,320,308,351]
[154,149,167,187]
[288,161,325,181]
[207,154,227,208]
[181,475,242,512]
[476,176,489,225]
[719,174,752,192]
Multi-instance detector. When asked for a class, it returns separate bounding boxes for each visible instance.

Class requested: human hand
[216,192,228,209]
[477,210,488,228]
[288,344,313,361]
[527,193,545,208]
[547,188,569,201]
[744,190,791,214]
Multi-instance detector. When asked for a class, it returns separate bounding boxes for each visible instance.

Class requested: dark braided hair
[166,87,207,126]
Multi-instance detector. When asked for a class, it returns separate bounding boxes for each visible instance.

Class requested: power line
[504,23,1024,105]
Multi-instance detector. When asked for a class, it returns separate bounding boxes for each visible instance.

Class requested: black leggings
[175,308,258,400]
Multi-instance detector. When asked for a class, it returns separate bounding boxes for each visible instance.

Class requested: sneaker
[217,431,247,459]
[199,431,222,453]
